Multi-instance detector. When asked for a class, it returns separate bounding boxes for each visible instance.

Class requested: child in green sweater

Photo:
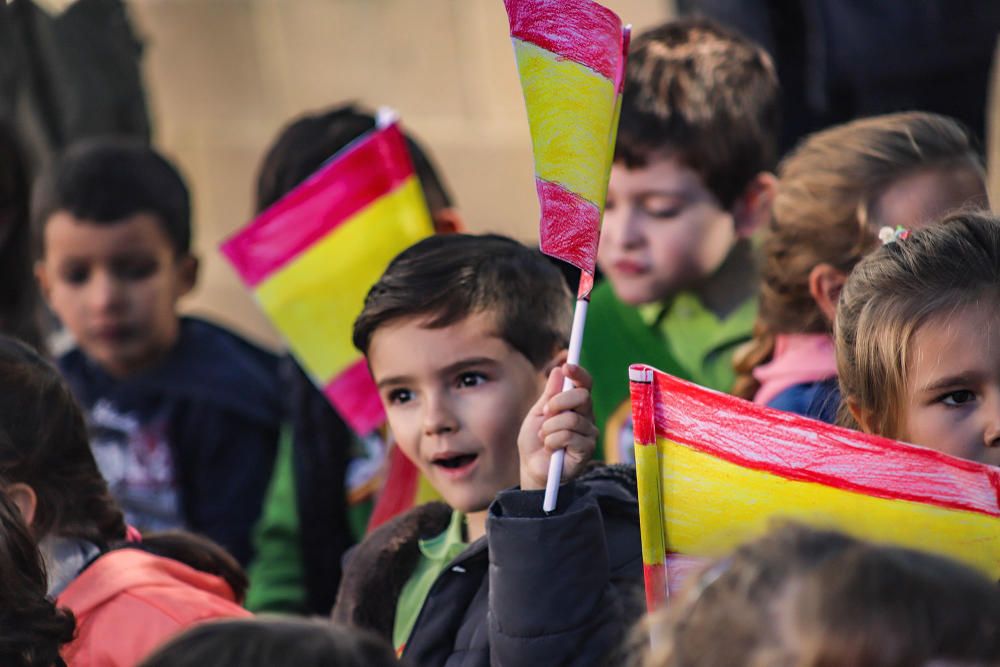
[581,18,779,462]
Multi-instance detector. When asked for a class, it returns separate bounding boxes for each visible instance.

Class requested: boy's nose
[422,393,458,436]
[88,272,127,313]
[601,205,642,252]
[617,206,646,249]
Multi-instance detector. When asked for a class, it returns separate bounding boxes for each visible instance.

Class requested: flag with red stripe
[504,0,629,297]
[221,122,434,435]
[630,365,1000,612]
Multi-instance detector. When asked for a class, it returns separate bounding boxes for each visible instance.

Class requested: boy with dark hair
[582,18,780,461]
[333,233,642,666]
[32,137,282,565]
[246,103,464,615]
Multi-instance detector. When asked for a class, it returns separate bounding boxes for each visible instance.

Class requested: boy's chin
[608,279,676,307]
[437,487,498,516]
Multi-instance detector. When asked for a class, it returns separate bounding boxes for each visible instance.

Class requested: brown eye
[388,388,414,405]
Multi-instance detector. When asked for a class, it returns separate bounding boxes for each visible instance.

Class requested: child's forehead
[368,310,530,372]
[612,152,707,193]
[43,210,177,256]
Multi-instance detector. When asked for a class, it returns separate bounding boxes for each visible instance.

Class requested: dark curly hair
[0,487,76,667]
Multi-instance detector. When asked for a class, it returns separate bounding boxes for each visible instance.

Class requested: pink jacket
[57,548,250,667]
[752,333,838,406]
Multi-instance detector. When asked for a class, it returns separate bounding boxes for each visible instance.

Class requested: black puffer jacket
[333,465,644,667]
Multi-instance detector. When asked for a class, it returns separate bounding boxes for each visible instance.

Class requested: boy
[333,234,642,666]
[247,103,465,615]
[33,138,282,565]
[581,18,780,461]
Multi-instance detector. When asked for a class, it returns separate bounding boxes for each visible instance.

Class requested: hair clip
[878,225,910,245]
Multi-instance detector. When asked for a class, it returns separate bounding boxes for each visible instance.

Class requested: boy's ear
[34,261,52,304]
[5,482,38,528]
[808,263,847,323]
[731,171,777,238]
[176,254,200,298]
[431,208,464,235]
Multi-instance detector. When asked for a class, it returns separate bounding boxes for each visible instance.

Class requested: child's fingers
[543,429,596,457]
[561,363,593,390]
[539,410,595,440]
[532,364,565,415]
[542,387,593,418]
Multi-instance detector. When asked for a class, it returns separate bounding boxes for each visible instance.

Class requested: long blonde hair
[733,112,982,399]
[834,211,1000,437]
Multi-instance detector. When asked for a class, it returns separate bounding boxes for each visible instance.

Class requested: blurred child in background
[638,523,1000,667]
[139,617,400,667]
[0,486,75,667]
[581,18,779,462]
[0,335,249,666]
[734,112,986,421]
[33,138,282,565]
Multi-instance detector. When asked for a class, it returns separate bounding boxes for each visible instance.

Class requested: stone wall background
[128,0,674,348]
[128,1,997,349]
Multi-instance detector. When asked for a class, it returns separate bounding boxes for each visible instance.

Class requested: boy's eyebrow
[375,357,501,389]
[437,357,501,376]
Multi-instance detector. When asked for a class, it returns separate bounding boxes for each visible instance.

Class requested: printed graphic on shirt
[88,399,184,532]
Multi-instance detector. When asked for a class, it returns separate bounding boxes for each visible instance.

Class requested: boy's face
[597,155,739,306]
[368,311,549,514]
[37,211,196,378]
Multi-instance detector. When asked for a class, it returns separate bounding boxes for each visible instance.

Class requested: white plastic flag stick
[543,294,589,512]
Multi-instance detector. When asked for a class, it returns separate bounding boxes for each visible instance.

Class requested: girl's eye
[457,372,487,388]
[61,265,90,285]
[940,390,976,407]
[387,388,413,405]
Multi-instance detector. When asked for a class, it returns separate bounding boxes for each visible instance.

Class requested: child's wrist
[519,466,546,492]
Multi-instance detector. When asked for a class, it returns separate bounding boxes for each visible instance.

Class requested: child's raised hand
[518,363,598,491]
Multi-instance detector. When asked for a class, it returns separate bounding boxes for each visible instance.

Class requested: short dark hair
[255,103,453,214]
[616,18,780,208]
[138,618,400,667]
[32,137,191,255]
[353,234,573,368]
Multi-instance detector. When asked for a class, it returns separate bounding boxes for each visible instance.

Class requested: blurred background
[3,0,998,349]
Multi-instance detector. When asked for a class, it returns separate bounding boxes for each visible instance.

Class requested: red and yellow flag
[221,122,434,435]
[630,365,1000,612]
[504,0,629,296]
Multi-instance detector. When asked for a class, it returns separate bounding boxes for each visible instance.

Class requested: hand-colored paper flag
[630,365,1000,612]
[221,122,434,435]
[505,0,629,297]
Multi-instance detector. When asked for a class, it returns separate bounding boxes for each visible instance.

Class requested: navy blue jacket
[58,317,283,565]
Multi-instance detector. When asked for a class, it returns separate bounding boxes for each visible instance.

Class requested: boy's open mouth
[432,453,478,469]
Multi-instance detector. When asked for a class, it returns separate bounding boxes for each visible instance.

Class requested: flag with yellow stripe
[221,122,434,434]
[630,365,1000,612]
[504,0,629,296]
